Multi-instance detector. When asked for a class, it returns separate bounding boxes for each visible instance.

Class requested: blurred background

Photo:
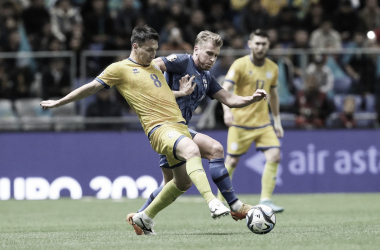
[1,0,380,131]
[1,0,380,200]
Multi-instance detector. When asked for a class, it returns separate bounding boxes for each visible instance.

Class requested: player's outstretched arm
[40,80,104,109]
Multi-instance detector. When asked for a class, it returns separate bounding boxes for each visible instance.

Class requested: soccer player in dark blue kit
[127,31,268,235]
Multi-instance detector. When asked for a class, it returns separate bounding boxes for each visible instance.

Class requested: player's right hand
[224,111,234,127]
[40,100,60,109]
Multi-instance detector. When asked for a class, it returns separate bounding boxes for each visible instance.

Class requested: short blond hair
[195,31,223,48]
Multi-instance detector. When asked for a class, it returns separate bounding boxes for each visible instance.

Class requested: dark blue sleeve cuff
[225,79,235,84]
[95,78,110,89]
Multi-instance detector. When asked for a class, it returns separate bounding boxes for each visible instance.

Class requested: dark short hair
[131,25,159,46]
[249,29,269,40]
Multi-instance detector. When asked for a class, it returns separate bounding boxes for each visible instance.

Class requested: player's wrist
[273,115,281,125]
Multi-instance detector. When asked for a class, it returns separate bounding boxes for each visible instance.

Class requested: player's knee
[184,143,201,160]
[210,141,224,159]
[226,156,239,168]
[174,179,192,191]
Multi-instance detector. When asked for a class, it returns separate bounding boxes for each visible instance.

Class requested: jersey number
[256,80,265,89]
[150,74,162,87]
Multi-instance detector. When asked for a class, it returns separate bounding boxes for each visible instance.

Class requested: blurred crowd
[1,0,380,130]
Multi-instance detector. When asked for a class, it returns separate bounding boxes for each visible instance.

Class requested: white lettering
[288,151,306,175]
[26,177,50,200]
[317,150,329,174]
[14,177,25,200]
[334,151,351,174]
[352,150,366,175]
[0,178,11,200]
[49,177,82,200]
[90,176,112,199]
[111,176,138,199]
[136,176,158,199]
[307,144,315,174]
[367,146,378,174]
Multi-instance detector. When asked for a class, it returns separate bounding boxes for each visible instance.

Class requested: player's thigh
[172,163,192,191]
[175,136,200,161]
[193,133,224,160]
[255,126,281,153]
[227,126,256,156]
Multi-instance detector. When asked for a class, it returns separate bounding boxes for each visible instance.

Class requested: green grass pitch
[1,194,379,250]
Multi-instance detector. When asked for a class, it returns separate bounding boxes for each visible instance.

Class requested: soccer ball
[246,205,276,234]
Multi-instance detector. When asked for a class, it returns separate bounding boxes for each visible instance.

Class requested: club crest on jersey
[166,54,177,62]
[230,142,238,151]
[167,131,177,138]
[133,68,140,74]
[202,78,207,88]
[266,71,273,79]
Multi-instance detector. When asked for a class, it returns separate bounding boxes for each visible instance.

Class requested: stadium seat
[333,94,362,112]
[14,98,52,131]
[50,101,84,131]
[0,99,20,131]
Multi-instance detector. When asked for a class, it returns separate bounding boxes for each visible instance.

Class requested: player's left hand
[40,100,60,109]
[274,123,284,138]
[252,89,268,103]
[179,74,197,96]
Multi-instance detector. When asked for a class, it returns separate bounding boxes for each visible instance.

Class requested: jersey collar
[127,58,150,67]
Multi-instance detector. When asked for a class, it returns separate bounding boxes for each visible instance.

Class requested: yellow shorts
[227,124,280,156]
[149,123,191,167]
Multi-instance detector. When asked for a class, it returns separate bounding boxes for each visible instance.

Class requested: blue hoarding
[1,130,379,200]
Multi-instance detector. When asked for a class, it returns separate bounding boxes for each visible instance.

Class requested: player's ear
[132,43,138,51]
[194,46,199,55]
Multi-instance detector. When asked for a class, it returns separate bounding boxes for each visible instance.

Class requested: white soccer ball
[246,205,276,234]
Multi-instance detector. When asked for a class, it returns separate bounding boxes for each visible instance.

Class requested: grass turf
[0,194,379,250]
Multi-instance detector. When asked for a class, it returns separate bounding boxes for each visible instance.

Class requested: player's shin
[217,163,236,202]
[144,180,185,218]
[210,158,238,205]
[261,161,279,200]
[138,185,164,213]
[186,157,215,203]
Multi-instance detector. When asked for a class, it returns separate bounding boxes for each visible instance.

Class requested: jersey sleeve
[95,63,122,89]
[207,74,223,99]
[224,60,241,85]
[160,54,189,74]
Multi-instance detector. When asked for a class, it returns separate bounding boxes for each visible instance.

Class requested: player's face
[248,36,269,60]
[134,39,158,66]
[194,41,220,71]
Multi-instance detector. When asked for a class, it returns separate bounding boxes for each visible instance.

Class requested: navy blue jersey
[161,54,223,124]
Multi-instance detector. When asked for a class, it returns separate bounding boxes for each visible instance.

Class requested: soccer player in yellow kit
[220,29,284,212]
[40,25,268,235]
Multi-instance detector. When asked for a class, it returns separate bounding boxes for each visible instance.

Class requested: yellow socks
[144,180,185,218]
[217,163,236,201]
[261,161,279,200]
[186,157,215,203]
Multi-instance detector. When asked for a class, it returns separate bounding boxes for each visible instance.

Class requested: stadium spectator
[295,74,333,129]
[240,0,270,35]
[301,3,325,34]
[305,54,334,95]
[160,27,192,52]
[8,66,35,100]
[209,51,235,79]
[22,0,50,46]
[291,29,310,79]
[272,6,300,45]
[85,88,123,130]
[359,0,380,31]
[33,22,56,51]
[309,19,342,49]
[332,0,366,42]
[41,59,71,100]
[206,2,231,33]
[114,0,141,46]
[167,1,189,31]
[184,9,209,44]
[261,0,287,17]
[82,0,114,49]
[332,95,357,129]
[145,0,169,35]
[50,0,83,45]
[0,62,11,99]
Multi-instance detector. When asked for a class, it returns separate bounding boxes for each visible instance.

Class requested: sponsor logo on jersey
[266,71,273,79]
[166,54,177,62]
[133,68,140,74]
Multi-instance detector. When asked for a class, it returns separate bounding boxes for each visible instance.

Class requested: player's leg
[255,126,283,212]
[260,147,283,212]
[193,133,251,220]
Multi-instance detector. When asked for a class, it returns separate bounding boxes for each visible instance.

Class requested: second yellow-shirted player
[220,29,284,213]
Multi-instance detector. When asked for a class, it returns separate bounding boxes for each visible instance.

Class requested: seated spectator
[305,55,334,95]
[184,9,210,44]
[22,0,50,47]
[332,0,367,42]
[240,0,270,35]
[114,0,141,48]
[145,0,169,35]
[209,51,235,79]
[301,2,324,34]
[272,6,300,45]
[333,95,356,129]
[0,61,11,99]
[85,89,123,130]
[160,27,192,52]
[50,0,83,45]
[41,59,71,100]
[291,29,309,79]
[310,19,342,49]
[261,0,287,17]
[8,66,35,100]
[168,1,189,31]
[359,0,380,31]
[295,74,333,129]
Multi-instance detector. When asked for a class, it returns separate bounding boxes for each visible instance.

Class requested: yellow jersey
[96,58,185,136]
[225,55,278,128]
